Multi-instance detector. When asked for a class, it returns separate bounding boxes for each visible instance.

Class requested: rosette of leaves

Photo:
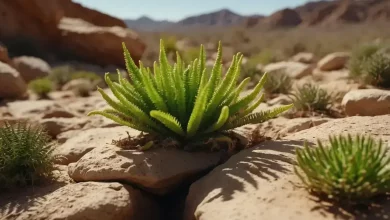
[88,40,293,146]
[295,134,390,201]
[0,121,54,188]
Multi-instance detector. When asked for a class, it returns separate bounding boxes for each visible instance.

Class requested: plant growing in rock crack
[289,83,334,114]
[0,121,55,189]
[295,134,390,202]
[88,39,293,151]
[28,77,53,99]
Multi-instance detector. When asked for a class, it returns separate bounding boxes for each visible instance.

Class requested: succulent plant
[0,121,54,188]
[28,77,53,98]
[295,134,390,201]
[88,40,293,146]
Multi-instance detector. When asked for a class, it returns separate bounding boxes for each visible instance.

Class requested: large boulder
[13,56,51,82]
[67,127,224,195]
[0,61,27,99]
[263,61,312,79]
[184,115,390,220]
[0,0,145,68]
[317,52,350,71]
[0,43,12,65]
[342,89,390,116]
[58,17,145,67]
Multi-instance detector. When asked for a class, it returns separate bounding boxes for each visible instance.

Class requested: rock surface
[53,126,135,165]
[12,56,51,83]
[184,115,390,220]
[341,89,390,116]
[58,17,146,67]
[0,182,161,220]
[0,61,27,99]
[68,143,223,195]
[263,61,312,79]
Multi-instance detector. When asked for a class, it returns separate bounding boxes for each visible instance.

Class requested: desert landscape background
[0,0,390,220]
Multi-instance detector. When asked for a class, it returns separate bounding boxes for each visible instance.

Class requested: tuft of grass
[263,71,292,96]
[290,83,333,113]
[28,77,53,98]
[295,134,390,202]
[0,121,54,189]
[88,39,293,148]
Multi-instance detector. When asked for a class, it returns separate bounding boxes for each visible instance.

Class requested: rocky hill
[125,9,252,31]
[127,0,390,31]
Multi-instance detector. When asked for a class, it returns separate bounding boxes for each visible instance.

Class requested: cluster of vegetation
[0,122,54,189]
[295,134,390,202]
[88,40,293,150]
[289,83,337,116]
[349,43,390,88]
[28,77,53,99]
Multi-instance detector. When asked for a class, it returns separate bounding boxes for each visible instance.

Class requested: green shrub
[362,52,390,88]
[71,71,102,82]
[295,134,390,201]
[49,65,73,87]
[348,43,382,79]
[28,77,53,98]
[0,122,54,189]
[263,71,292,95]
[88,40,293,147]
[290,83,333,113]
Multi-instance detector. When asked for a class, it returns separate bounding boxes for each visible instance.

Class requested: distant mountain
[124,0,390,32]
[177,9,247,26]
[246,0,390,29]
[124,16,175,31]
[124,9,256,31]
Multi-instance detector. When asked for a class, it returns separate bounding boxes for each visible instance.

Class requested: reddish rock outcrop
[0,0,145,67]
[264,8,302,28]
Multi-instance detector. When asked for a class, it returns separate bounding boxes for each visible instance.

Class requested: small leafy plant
[28,77,53,98]
[295,134,390,201]
[0,121,54,189]
[88,40,293,148]
[290,83,333,113]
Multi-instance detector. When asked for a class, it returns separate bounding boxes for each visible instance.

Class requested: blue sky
[73,0,314,21]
